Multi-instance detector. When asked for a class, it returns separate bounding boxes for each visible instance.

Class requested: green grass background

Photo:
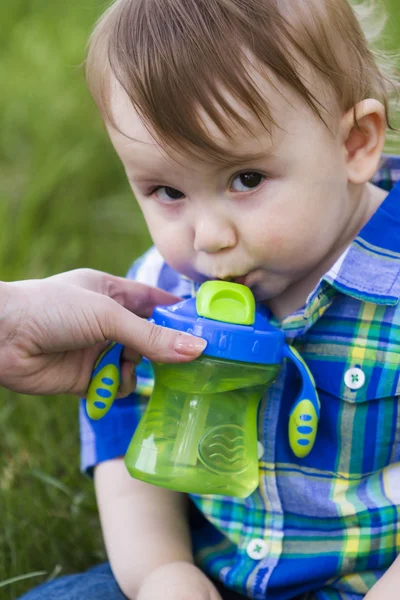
[0,1,399,598]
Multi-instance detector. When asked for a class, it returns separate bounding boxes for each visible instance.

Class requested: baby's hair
[86,0,398,162]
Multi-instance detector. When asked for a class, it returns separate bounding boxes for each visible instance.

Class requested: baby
[21,1,400,599]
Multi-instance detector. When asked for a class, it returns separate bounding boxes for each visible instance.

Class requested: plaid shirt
[80,156,400,600]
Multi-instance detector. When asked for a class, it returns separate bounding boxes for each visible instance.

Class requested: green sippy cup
[119,281,320,498]
[86,281,319,497]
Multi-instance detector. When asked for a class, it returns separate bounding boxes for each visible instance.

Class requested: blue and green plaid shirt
[80,156,400,600]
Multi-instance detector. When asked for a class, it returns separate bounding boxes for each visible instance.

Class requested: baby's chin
[237,271,292,305]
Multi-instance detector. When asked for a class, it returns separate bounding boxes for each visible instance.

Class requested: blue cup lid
[150,281,285,364]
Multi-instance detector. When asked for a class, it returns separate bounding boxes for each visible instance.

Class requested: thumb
[99,296,207,363]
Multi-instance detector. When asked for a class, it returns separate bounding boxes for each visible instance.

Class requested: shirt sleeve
[79,246,192,475]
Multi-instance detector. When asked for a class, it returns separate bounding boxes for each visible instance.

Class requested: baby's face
[108,77,352,304]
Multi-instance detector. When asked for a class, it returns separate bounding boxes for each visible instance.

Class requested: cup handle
[283,345,320,458]
[86,342,124,420]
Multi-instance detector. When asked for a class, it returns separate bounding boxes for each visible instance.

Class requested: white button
[344,367,365,390]
[257,441,265,460]
[246,538,269,560]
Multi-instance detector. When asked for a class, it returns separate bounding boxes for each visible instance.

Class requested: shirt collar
[279,157,400,336]
[323,160,400,306]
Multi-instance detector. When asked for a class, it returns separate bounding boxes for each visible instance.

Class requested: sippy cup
[86,281,320,498]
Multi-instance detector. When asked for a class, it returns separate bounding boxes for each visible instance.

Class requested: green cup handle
[284,345,320,458]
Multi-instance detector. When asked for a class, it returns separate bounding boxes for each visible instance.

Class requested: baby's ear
[340,99,386,184]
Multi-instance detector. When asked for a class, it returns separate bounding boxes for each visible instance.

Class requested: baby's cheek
[154,230,192,270]
[249,225,287,260]
[251,213,316,264]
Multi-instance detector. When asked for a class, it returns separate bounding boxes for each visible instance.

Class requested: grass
[0,2,151,598]
[0,1,399,598]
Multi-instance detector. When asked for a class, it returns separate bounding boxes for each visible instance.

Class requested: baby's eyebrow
[125,143,276,183]
[127,175,166,185]
[210,147,275,171]
[127,165,177,182]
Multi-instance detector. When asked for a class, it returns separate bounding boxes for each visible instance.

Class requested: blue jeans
[18,562,247,599]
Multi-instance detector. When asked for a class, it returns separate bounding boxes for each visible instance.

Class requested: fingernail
[174,333,207,356]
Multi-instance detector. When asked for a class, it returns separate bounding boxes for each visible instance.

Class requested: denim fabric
[18,562,247,600]
[18,564,127,600]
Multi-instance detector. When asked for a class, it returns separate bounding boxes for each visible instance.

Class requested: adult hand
[137,562,223,600]
[0,269,206,396]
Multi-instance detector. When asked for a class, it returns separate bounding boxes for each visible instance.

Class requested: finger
[116,361,136,398]
[99,296,207,363]
[104,277,183,317]
[122,347,142,364]
[47,269,182,317]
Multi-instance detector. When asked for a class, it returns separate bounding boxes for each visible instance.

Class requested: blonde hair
[86,0,398,162]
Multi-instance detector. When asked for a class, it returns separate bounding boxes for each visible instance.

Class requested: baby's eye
[231,172,264,192]
[153,186,185,202]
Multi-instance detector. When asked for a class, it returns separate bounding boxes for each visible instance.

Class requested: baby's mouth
[201,269,261,288]
[232,275,248,286]
[213,274,248,285]
[213,273,254,286]
[234,270,269,294]
[205,271,269,302]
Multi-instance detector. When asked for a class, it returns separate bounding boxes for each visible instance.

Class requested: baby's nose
[193,213,237,254]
